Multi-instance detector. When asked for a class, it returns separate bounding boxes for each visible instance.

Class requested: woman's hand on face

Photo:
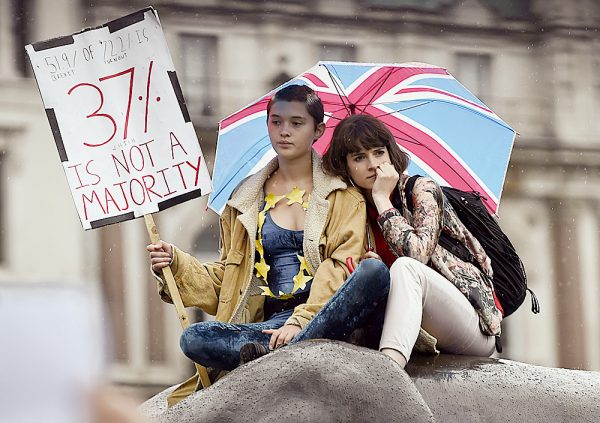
[146,241,173,273]
[372,162,399,199]
[362,250,382,261]
[263,324,301,350]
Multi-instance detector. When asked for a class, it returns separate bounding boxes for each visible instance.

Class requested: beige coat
[158,153,367,404]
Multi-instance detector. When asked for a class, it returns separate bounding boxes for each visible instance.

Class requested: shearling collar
[227,150,346,213]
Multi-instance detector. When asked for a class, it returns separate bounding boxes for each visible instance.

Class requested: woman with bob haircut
[322,114,502,368]
[147,86,389,397]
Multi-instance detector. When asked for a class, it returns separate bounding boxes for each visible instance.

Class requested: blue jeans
[179,259,390,370]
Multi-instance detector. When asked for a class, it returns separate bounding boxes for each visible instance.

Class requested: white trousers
[379,257,496,362]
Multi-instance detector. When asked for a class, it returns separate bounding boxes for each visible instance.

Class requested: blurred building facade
[1,0,599,394]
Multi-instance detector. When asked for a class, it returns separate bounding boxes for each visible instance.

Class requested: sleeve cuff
[285,316,306,329]
[377,207,402,227]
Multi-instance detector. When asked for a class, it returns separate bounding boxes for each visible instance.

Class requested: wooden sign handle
[144,214,211,389]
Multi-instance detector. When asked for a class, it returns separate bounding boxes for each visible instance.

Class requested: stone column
[550,199,587,369]
[100,224,129,363]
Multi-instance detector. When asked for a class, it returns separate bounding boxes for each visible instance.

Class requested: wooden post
[144,214,211,389]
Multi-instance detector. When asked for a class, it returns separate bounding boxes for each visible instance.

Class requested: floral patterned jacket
[376,174,502,336]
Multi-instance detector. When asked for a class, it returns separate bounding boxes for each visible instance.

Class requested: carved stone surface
[141,340,600,422]
[406,354,600,422]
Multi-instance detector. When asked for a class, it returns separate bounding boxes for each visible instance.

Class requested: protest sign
[25,8,213,391]
[25,7,212,230]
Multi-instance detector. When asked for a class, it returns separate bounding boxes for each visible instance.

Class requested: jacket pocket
[220,250,245,303]
[226,250,244,266]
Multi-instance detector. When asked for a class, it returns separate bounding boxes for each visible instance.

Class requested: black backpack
[404,175,539,318]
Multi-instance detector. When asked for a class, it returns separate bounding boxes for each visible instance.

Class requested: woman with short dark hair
[323,114,501,368]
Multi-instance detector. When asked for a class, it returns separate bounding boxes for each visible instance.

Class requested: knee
[390,256,419,273]
[179,322,216,359]
[357,258,390,288]
[390,257,425,285]
[179,325,197,359]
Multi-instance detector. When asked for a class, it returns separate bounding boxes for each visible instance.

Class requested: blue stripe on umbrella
[388,99,514,197]
[323,63,376,92]
[210,119,273,211]
[406,77,487,107]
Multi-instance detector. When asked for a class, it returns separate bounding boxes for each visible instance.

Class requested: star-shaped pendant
[286,187,306,206]
[292,272,313,292]
[257,210,266,232]
[255,239,264,257]
[297,255,311,275]
[254,259,270,280]
[264,192,285,211]
[259,285,276,298]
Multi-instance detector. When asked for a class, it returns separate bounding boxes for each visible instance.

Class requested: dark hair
[266,84,324,129]
[322,114,410,182]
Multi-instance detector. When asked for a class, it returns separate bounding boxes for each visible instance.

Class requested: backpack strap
[495,336,502,353]
[528,288,540,314]
[404,175,477,267]
[403,175,421,214]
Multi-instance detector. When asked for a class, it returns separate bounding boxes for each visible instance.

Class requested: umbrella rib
[382,120,478,193]
[369,98,514,132]
[355,68,396,114]
[322,65,352,115]
[324,105,355,123]
[368,101,435,117]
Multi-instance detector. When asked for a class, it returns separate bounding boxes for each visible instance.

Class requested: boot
[239,342,269,365]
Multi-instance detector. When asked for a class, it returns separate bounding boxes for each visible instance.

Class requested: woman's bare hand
[263,324,301,350]
[146,241,173,273]
[372,162,399,212]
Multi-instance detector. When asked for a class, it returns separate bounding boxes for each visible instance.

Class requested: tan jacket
[159,153,367,405]
[158,151,366,331]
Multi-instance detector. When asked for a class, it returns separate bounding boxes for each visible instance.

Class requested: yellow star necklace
[255,187,313,300]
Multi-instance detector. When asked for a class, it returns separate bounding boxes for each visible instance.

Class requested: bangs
[322,114,410,181]
[342,126,389,155]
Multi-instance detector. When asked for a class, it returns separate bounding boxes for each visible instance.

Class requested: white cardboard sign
[26,8,212,229]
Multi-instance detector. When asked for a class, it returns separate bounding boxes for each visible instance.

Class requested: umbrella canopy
[209,61,516,214]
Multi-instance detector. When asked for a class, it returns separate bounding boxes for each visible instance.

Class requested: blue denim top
[261,211,312,304]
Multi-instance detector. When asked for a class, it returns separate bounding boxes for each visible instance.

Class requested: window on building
[12,0,33,76]
[271,71,292,90]
[319,43,357,62]
[454,53,491,101]
[179,34,218,118]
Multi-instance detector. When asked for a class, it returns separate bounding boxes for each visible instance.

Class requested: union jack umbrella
[208,61,516,214]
